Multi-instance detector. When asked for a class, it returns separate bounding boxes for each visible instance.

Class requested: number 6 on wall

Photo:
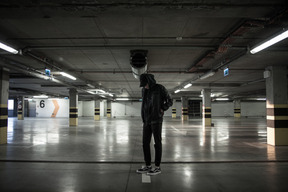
[40,100,45,108]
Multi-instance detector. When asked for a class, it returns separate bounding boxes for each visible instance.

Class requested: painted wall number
[40,100,45,108]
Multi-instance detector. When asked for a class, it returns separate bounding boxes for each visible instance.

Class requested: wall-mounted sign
[224,67,229,77]
[45,69,51,76]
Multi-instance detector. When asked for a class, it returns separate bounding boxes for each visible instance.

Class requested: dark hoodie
[140,74,173,124]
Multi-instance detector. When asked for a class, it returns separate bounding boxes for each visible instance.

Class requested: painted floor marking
[141,166,151,183]
[171,126,187,135]
[142,174,151,183]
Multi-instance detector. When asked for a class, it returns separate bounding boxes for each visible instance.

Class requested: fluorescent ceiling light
[97,89,106,93]
[184,83,192,89]
[87,84,95,88]
[257,98,266,101]
[174,89,181,93]
[108,93,113,97]
[116,98,129,101]
[87,91,96,95]
[87,89,106,94]
[250,29,288,54]
[60,72,77,80]
[33,95,48,99]
[0,42,18,54]
[216,98,229,101]
[199,71,215,80]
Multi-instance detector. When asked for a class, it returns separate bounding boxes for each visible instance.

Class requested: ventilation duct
[130,50,148,79]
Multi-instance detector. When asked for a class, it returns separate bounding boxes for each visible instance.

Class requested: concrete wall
[241,102,266,117]
[211,101,266,117]
[82,101,94,117]
[35,98,69,117]
[24,99,266,118]
[212,102,234,117]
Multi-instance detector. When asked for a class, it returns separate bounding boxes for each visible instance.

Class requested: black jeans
[142,123,162,167]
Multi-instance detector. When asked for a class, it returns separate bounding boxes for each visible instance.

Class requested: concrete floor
[0,117,288,191]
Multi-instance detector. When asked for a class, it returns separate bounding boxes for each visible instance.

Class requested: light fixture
[0,42,18,54]
[216,98,229,101]
[257,98,266,101]
[33,95,48,99]
[184,83,192,89]
[97,89,106,93]
[87,91,96,95]
[108,93,113,97]
[250,29,288,54]
[87,84,95,88]
[174,89,181,93]
[60,72,77,80]
[116,98,129,101]
[199,71,216,80]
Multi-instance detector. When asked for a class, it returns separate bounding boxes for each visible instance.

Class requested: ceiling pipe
[187,20,258,72]
[0,56,90,94]
[22,45,246,51]
[24,51,62,71]
[74,69,205,74]
[18,2,287,9]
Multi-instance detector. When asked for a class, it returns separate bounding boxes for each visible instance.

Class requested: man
[136,73,173,176]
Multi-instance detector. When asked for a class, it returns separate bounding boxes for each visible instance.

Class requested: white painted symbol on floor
[141,166,151,183]
[171,126,187,135]
[142,174,151,183]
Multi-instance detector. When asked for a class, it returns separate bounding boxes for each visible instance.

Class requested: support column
[234,99,241,118]
[107,100,111,118]
[94,99,100,121]
[266,66,288,146]
[0,69,9,144]
[17,96,24,120]
[69,89,78,126]
[202,89,211,126]
[172,99,176,118]
[181,97,188,121]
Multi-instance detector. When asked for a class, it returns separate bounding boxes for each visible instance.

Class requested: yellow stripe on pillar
[107,108,111,118]
[94,108,100,120]
[69,107,78,126]
[234,108,241,118]
[0,104,7,144]
[266,104,288,146]
[172,108,176,118]
[203,107,211,126]
[182,108,188,121]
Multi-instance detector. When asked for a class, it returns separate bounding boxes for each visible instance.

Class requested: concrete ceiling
[0,0,288,100]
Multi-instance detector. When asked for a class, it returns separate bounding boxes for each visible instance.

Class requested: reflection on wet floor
[3,117,288,162]
[1,117,288,191]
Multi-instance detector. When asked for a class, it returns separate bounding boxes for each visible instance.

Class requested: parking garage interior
[0,1,288,191]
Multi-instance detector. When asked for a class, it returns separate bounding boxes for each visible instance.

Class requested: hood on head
[139,73,156,87]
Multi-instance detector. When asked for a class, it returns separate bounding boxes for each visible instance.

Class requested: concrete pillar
[69,89,78,126]
[107,100,111,118]
[0,69,9,144]
[94,99,100,121]
[17,96,24,120]
[172,99,177,118]
[234,99,241,118]
[202,89,211,126]
[266,66,288,146]
[181,97,188,121]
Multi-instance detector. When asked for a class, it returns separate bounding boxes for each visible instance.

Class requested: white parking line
[142,174,151,183]
[171,126,187,135]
